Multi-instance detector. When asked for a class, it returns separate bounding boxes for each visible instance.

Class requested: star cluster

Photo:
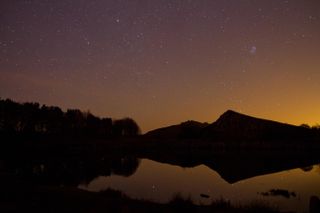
[1,0,320,131]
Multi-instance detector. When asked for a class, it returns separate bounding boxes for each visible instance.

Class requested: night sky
[1,0,320,132]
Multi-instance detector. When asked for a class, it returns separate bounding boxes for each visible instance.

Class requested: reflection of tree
[259,189,296,199]
[3,155,141,186]
[111,157,141,177]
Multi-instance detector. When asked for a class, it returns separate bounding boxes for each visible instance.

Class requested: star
[250,46,257,54]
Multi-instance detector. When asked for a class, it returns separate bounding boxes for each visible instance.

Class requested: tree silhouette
[100,117,113,137]
[18,102,39,133]
[39,105,64,134]
[0,98,139,139]
[0,98,21,133]
[112,118,141,136]
[300,124,311,129]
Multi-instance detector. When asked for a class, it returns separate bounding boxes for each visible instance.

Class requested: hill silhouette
[204,110,314,141]
[1,98,318,145]
[145,120,209,139]
[1,99,320,213]
[145,110,317,142]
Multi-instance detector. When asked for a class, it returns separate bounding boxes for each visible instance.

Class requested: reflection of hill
[205,152,320,183]
[140,146,320,184]
[1,137,320,186]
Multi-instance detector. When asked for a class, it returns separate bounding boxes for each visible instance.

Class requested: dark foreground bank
[0,175,282,213]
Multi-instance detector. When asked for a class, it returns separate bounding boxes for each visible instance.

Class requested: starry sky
[1,0,320,132]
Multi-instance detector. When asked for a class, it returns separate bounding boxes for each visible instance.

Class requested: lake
[79,158,320,213]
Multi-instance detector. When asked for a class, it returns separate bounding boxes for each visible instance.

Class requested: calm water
[79,159,320,213]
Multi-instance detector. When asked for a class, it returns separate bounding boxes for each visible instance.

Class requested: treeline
[0,98,140,138]
[300,123,320,130]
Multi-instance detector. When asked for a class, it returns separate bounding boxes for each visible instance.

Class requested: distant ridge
[203,110,311,140]
[145,120,209,139]
[145,110,315,141]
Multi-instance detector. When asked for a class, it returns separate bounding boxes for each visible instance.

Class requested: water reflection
[110,156,140,177]
[259,189,297,199]
[2,155,140,186]
[80,159,320,213]
[137,152,319,186]
[2,144,320,212]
